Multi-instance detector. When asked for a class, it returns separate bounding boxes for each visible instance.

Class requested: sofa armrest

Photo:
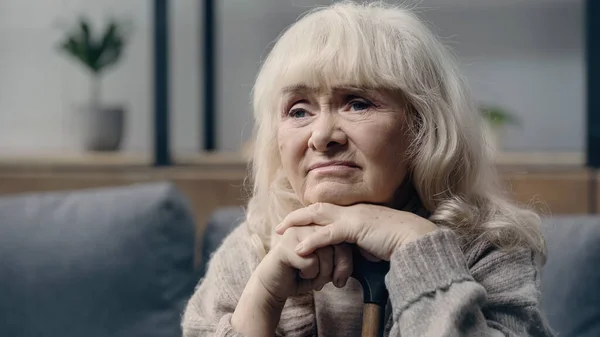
[0,182,197,337]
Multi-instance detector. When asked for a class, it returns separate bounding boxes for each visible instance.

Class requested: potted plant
[479,105,519,152]
[58,16,131,151]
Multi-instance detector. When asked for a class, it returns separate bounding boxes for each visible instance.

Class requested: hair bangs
[266,8,407,99]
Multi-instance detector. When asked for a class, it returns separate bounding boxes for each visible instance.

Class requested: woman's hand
[255,225,354,302]
[275,202,438,261]
[232,225,353,337]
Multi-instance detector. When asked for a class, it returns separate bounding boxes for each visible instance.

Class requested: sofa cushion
[540,215,600,337]
[0,182,197,337]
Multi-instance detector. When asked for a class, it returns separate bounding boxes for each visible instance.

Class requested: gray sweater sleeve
[385,229,555,337]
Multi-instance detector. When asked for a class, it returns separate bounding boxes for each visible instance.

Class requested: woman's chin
[304,188,365,206]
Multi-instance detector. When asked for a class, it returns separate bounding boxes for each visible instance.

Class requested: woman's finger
[333,244,353,288]
[295,224,353,256]
[313,246,333,290]
[285,250,319,280]
[275,203,339,234]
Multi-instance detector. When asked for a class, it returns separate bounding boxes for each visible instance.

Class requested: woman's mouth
[308,161,360,174]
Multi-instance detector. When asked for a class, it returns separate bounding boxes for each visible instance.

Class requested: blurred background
[1,0,590,218]
[0,1,597,337]
[0,0,585,154]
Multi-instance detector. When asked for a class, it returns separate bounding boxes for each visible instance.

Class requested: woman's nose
[308,114,348,152]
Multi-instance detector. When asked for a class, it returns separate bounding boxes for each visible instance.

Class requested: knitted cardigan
[182,223,555,336]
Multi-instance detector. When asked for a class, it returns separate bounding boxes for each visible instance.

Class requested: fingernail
[275,223,283,232]
[295,243,305,253]
[341,277,349,287]
[333,278,341,288]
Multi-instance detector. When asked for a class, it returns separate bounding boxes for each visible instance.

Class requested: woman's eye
[289,108,307,118]
[349,100,371,111]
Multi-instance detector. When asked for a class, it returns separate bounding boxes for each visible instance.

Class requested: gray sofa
[2,182,599,337]
[203,207,600,337]
[0,183,198,337]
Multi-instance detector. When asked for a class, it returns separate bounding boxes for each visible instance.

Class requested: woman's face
[277,85,412,206]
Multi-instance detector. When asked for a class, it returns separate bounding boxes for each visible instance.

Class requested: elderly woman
[183,2,554,336]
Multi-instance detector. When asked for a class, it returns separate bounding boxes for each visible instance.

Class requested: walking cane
[351,247,390,337]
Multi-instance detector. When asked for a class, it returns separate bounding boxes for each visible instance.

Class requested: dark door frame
[153,0,171,166]
[202,0,217,151]
[587,0,598,167]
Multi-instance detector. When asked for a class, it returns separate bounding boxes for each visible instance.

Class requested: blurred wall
[427,2,585,152]
[217,0,584,151]
[0,0,584,153]
[0,0,201,154]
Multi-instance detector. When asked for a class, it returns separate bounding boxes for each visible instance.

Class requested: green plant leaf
[59,35,94,73]
[57,15,131,75]
[479,105,520,128]
[78,18,97,71]
[60,37,79,57]
[96,21,124,73]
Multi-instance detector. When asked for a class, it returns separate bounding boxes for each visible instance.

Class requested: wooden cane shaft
[361,303,384,337]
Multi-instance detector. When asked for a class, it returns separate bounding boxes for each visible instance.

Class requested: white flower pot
[78,105,125,151]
